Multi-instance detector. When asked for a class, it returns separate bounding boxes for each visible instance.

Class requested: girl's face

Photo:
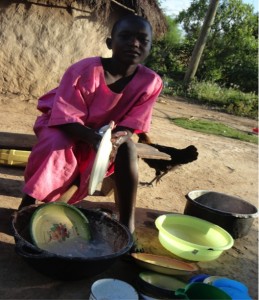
[109,19,152,66]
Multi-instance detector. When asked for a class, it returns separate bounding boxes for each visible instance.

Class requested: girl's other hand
[58,123,102,149]
[110,130,128,161]
[88,129,103,151]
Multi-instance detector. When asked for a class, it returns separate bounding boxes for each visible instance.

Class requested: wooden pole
[183,0,220,84]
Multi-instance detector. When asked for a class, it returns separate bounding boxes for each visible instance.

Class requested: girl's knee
[118,139,137,160]
[115,139,138,174]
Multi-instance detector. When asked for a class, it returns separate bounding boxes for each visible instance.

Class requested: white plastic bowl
[90,278,139,300]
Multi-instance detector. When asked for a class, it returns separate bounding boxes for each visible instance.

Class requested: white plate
[88,123,113,195]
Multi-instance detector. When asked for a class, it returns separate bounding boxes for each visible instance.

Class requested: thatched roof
[3,0,167,37]
[39,0,168,37]
[90,0,168,37]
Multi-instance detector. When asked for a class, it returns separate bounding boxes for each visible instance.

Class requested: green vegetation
[176,0,258,93]
[146,0,258,120]
[170,118,258,144]
[163,80,258,119]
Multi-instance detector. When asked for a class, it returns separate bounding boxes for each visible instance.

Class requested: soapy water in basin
[39,236,114,258]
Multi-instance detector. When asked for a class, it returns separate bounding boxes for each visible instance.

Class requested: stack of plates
[131,253,198,276]
[131,253,199,299]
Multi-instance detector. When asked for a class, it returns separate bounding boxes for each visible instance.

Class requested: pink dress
[23,57,163,203]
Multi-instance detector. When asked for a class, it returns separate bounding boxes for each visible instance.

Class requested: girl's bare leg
[114,139,138,233]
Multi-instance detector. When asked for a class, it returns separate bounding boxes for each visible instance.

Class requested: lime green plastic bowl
[155,214,234,262]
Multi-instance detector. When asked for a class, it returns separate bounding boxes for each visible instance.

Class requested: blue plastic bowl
[212,278,252,300]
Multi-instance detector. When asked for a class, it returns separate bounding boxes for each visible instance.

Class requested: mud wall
[0,1,116,99]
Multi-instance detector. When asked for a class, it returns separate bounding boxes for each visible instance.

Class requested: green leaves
[150,0,258,94]
[176,0,258,93]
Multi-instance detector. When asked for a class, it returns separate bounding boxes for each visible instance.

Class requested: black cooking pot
[184,190,258,239]
[12,205,133,280]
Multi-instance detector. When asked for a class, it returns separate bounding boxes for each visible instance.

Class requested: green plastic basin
[155,214,234,262]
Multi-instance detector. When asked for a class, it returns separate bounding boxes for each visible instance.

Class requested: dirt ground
[0,95,258,299]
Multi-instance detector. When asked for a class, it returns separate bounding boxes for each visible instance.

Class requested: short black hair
[111,14,153,37]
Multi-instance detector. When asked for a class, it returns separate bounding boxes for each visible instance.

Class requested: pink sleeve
[118,76,163,133]
[48,65,88,127]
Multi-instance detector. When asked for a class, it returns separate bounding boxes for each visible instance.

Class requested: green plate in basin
[30,203,91,256]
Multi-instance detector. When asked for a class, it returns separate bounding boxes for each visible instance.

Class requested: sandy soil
[0,95,258,299]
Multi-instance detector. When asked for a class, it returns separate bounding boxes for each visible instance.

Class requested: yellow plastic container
[0,149,30,167]
[155,214,234,262]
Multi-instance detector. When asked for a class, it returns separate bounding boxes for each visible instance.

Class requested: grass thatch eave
[2,0,168,37]
[89,0,168,37]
